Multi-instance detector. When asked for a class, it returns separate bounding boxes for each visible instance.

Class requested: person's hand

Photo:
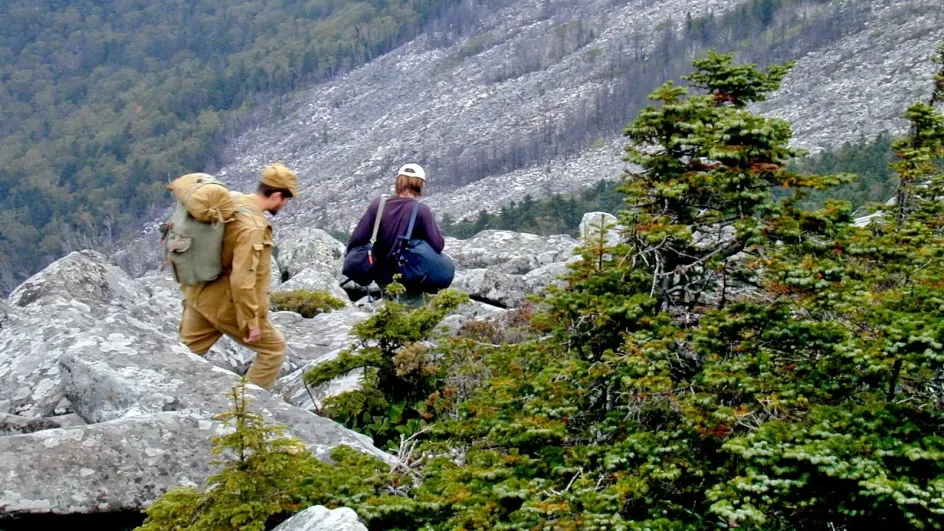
[244,327,261,343]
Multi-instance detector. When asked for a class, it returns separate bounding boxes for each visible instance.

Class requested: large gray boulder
[53,315,385,462]
[7,250,149,310]
[0,413,62,436]
[524,260,573,293]
[444,230,578,274]
[452,268,528,308]
[276,308,370,367]
[0,298,104,417]
[0,250,391,516]
[272,307,370,412]
[276,356,363,412]
[274,228,346,280]
[0,413,221,514]
[273,505,368,531]
[276,266,350,302]
[129,271,185,337]
[439,300,509,337]
[0,259,190,417]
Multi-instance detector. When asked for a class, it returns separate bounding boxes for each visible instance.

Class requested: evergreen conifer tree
[135,379,320,531]
[304,282,468,448]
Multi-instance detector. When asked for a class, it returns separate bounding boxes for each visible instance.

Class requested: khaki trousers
[178,300,286,390]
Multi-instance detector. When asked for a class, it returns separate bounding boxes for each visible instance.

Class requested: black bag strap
[404,200,421,240]
[370,195,389,247]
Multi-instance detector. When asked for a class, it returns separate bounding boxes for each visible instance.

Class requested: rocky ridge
[0,249,390,517]
[0,221,596,519]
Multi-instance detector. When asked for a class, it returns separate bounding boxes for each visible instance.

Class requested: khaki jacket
[182,192,273,332]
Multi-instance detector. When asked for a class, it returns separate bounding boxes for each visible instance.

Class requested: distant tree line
[441,180,624,238]
[789,132,899,212]
[443,132,902,238]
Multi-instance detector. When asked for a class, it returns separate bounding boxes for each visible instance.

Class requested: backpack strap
[390,200,422,272]
[404,200,421,240]
[367,195,388,266]
[370,195,389,247]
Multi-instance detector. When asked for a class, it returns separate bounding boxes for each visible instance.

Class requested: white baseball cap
[397,163,426,181]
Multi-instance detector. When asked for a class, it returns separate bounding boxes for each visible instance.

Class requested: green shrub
[270,290,346,318]
[304,280,468,449]
[134,379,323,531]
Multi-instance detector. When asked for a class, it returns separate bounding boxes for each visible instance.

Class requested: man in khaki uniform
[178,163,299,390]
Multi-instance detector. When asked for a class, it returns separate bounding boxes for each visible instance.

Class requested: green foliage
[0,0,451,292]
[270,290,345,318]
[136,45,944,531]
[304,281,468,448]
[789,132,898,211]
[135,379,322,531]
[683,49,793,106]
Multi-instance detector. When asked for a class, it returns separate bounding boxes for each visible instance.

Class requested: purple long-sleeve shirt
[347,196,446,265]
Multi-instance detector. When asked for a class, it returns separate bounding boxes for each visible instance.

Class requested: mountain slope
[203,0,942,238]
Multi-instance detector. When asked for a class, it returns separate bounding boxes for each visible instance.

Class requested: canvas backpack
[159,173,251,287]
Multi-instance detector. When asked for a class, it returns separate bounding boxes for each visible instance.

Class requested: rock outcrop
[0,413,72,436]
[0,226,577,516]
[274,227,347,280]
[269,227,351,301]
[444,230,579,307]
[444,231,578,274]
[453,268,528,308]
[579,212,622,248]
[0,413,223,514]
[273,505,368,531]
[6,250,150,311]
[0,250,388,516]
[277,267,350,302]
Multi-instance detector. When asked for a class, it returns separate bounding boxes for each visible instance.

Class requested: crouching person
[178,163,299,390]
[345,163,454,307]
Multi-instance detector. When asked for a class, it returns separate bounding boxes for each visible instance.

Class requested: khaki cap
[261,162,299,197]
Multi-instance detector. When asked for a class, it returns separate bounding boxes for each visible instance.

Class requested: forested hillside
[2,0,940,295]
[0,0,454,293]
